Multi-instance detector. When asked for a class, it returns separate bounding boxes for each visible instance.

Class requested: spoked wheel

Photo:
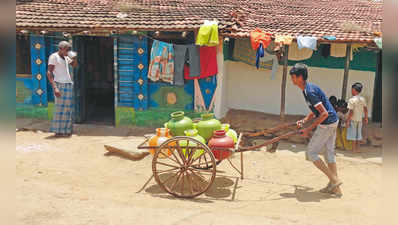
[152,137,217,198]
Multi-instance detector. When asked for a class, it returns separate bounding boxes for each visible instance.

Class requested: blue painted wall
[30,35,48,106]
[117,35,149,110]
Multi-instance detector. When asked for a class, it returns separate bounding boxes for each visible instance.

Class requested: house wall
[16,35,51,120]
[17,33,210,128]
[225,61,375,117]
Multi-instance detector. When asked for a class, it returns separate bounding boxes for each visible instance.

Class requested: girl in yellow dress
[335,100,352,151]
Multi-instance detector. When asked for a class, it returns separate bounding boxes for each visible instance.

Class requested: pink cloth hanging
[194,79,207,112]
[194,79,217,112]
[207,86,217,112]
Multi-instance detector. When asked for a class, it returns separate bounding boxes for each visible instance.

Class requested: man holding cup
[46,41,78,137]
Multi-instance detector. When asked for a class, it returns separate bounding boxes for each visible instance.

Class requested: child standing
[346,83,368,153]
[329,95,338,110]
[335,100,352,151]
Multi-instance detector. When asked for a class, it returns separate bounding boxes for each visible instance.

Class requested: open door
[74,36,115,125]
[73,36,88,123]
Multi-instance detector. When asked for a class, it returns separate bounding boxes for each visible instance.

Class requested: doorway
[77,36,115,125]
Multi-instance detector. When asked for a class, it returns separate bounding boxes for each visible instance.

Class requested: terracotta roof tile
[222,0,382,42]
[16,0,382,42]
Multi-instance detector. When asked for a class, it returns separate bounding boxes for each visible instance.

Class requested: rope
[17,31,194,45]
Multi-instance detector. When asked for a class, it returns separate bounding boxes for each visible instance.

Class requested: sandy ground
[16,122,382,225]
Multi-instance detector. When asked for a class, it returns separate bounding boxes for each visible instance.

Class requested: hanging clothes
[322,35,337,41]
[259,50,279,80]
[275,35,293,48]
[232,38,276,72]
[250,28,272,51]
[374,37,382,49]
[199,46,218,78]
[148,40,174,84]
[208,88,216,112]
[297,36,318,50]
[183,64,190,78]
[255,43,264,69]
[183,46,218,80]
[196,20,219,46]
[194,77,217,112]
[352,43,366,53]
[288,42,313,61]
[330,44,353,61]
[174,44,200,85]
[194,79,207,112]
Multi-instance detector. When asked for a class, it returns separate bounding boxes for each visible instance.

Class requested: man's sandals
[320,181,343,197]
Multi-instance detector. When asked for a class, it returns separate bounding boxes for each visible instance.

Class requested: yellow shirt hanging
[196,20,219,46]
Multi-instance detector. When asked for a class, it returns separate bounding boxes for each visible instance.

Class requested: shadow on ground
[144,175,237,202]
[272,185,340,202]
[17,118,154,137]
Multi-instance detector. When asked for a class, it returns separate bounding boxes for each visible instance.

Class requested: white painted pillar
[214,42,228,119]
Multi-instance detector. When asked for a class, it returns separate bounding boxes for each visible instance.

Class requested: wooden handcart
[137,122,302,198]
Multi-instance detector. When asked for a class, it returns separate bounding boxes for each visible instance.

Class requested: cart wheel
[152,137,217,198]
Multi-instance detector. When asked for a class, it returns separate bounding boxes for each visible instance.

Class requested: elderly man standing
[47,41,78,137]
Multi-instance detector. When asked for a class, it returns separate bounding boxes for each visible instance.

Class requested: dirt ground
[16,120,382,225]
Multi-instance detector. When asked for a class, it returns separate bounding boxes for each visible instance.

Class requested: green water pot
[180,129,206,159]
[164,111,193,136]
[196,113,221,141]
[222,123,238,143]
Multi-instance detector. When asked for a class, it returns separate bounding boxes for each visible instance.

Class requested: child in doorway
[346,83,368,153]
[329,95,338,110]
[335,100,352,151]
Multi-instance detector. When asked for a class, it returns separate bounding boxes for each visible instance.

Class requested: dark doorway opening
[80,36,115,125]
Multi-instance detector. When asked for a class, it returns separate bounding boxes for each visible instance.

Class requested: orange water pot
[148,128,173,158]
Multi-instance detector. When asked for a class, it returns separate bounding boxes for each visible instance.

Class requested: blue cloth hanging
[255,43,264,69]
[322,35,337,41]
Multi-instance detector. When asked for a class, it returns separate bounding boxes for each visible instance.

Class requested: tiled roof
[16,0,382,42]
[222,0,383,43]
[16,0,237,30]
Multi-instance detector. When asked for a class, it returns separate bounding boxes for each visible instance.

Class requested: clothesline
[133,31,193,45]
[17,32,196,46]
[19,20,219,46]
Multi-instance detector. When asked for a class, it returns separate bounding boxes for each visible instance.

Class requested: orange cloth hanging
[250,28,272,50]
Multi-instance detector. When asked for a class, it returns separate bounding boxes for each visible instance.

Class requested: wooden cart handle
[236,130,301,152]
[245,122,297,137]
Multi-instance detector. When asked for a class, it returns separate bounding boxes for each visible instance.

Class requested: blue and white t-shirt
[302,82,338,125]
